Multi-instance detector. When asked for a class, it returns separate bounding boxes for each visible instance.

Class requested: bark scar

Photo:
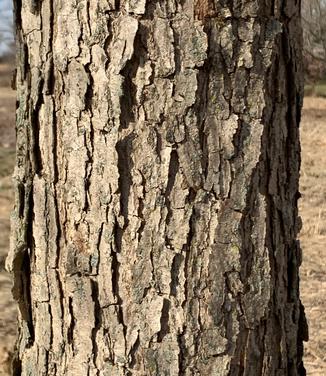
[30,0,42,14]
[194,0,216,20]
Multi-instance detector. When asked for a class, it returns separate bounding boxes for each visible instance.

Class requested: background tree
[302,0,326,85]
[8,0,308,375]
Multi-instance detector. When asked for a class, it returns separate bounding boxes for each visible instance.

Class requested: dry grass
[0,64,16,375]
[299,96,326,375]
[0,64,325,374]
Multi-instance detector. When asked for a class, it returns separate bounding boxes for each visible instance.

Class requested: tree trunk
[8,1,308,375]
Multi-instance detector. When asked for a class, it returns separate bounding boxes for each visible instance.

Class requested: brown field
[0,63,325,374]
[0,63,16,374]
[300,96,326,375]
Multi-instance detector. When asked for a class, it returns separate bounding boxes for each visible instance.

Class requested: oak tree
[8,0,308,375]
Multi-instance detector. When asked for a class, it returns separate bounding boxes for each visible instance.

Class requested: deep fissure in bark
[91,279,101,366]
[67,297,75,345]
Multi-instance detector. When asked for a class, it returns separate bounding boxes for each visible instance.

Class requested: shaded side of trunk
[8,0,307,375]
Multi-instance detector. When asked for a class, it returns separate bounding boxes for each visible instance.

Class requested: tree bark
[8,0,308,375]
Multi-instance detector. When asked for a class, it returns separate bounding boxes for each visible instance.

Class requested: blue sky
[0,0,14,56]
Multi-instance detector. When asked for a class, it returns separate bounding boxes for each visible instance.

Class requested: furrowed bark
[8,0,308,375]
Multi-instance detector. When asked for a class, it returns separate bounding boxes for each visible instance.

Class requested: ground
[0,63,16,374]
[299,96,326,374]
[0,63,325,374]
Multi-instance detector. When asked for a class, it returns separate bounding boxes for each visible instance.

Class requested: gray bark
[8,0,308,375]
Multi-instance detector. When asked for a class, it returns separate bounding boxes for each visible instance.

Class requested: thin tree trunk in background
[8,0,308,375]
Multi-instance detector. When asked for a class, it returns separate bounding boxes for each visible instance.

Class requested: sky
[0,0,14,56]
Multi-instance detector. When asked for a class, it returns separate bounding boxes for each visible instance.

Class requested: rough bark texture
[8,0,308,375]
